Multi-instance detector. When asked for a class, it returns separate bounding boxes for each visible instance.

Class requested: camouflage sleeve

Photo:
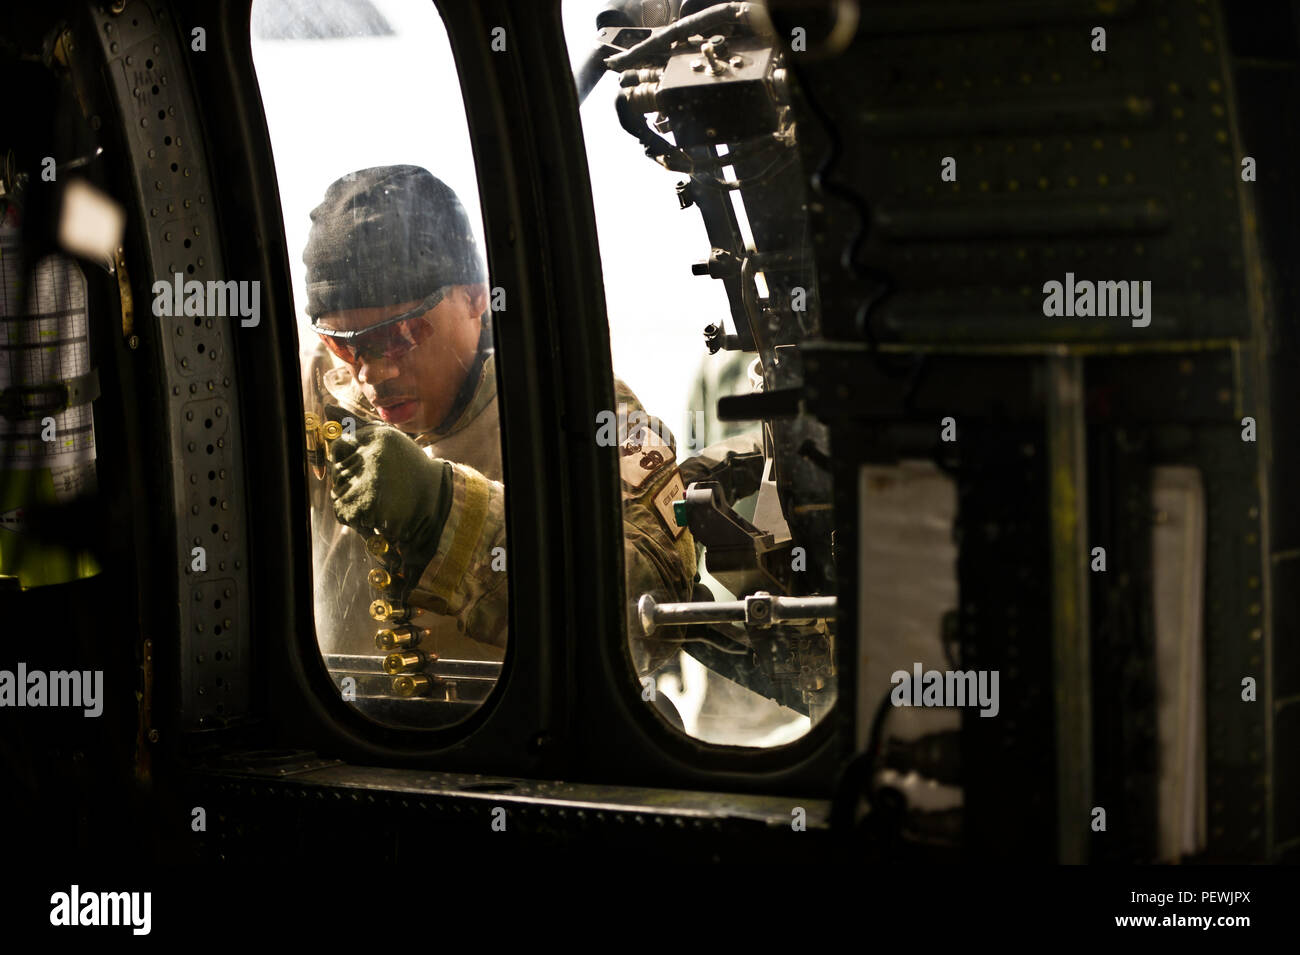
[400,380,698,674]
[615,379,698,676]
[405,461,508,649]
[623,471,698,676]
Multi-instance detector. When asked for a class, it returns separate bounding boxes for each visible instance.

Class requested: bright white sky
[251,0,733,450]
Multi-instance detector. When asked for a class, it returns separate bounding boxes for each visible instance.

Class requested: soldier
[301,165,696,691]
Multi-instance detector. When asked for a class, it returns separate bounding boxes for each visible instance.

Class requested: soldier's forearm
[405,461,509,648]
[399,445,697,667]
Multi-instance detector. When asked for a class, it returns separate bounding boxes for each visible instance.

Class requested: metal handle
[638,591,835,635]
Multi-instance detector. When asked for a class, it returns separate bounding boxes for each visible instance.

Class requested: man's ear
[461,283,490,318]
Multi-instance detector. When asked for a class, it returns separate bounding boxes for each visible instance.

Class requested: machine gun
[581,0,837,721]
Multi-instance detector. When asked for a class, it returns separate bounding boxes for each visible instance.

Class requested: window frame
[176,0,845,793]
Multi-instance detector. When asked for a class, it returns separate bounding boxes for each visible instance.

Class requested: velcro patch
[619,416,676,492]
[650,469,687,540]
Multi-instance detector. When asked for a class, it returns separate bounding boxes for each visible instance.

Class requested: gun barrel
[638,592,836,634]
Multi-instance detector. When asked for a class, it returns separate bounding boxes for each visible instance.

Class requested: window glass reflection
[252,0,506,728]
[563,0,838,745]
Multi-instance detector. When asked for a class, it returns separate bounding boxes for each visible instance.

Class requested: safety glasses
[312,288,447,365]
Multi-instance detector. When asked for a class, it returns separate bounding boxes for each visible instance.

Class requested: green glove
[328,425,453,588]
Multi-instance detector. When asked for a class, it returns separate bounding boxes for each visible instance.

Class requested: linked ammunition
[375,625,433,651]
[383,650,426,674]
[369,597,409,622]
[392,674,434,697]
[366,534,391,560]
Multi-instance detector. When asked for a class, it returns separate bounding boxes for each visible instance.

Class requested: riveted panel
[90,0,250,729]
[808,0,1249,345]
[787,0,1276,861]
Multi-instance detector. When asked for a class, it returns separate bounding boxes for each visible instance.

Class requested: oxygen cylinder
[0,213,101,588]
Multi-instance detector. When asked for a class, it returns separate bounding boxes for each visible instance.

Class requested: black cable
[785,56,927,384]
[575,44,611,106]
[604,1,768,72]
[830,688,895,832]
[614,87,679,161]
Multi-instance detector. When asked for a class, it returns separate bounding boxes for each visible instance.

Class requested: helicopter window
[563,0,838,746]
[251,0,507,729]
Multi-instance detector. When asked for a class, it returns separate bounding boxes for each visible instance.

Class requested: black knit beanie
[303,165,486,318]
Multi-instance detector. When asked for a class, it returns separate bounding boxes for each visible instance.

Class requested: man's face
[317,284,487,434]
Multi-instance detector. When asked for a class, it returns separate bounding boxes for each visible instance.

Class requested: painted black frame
[87,0,845,796]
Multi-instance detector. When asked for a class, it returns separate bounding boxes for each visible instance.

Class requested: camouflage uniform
[305,336,696,676]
